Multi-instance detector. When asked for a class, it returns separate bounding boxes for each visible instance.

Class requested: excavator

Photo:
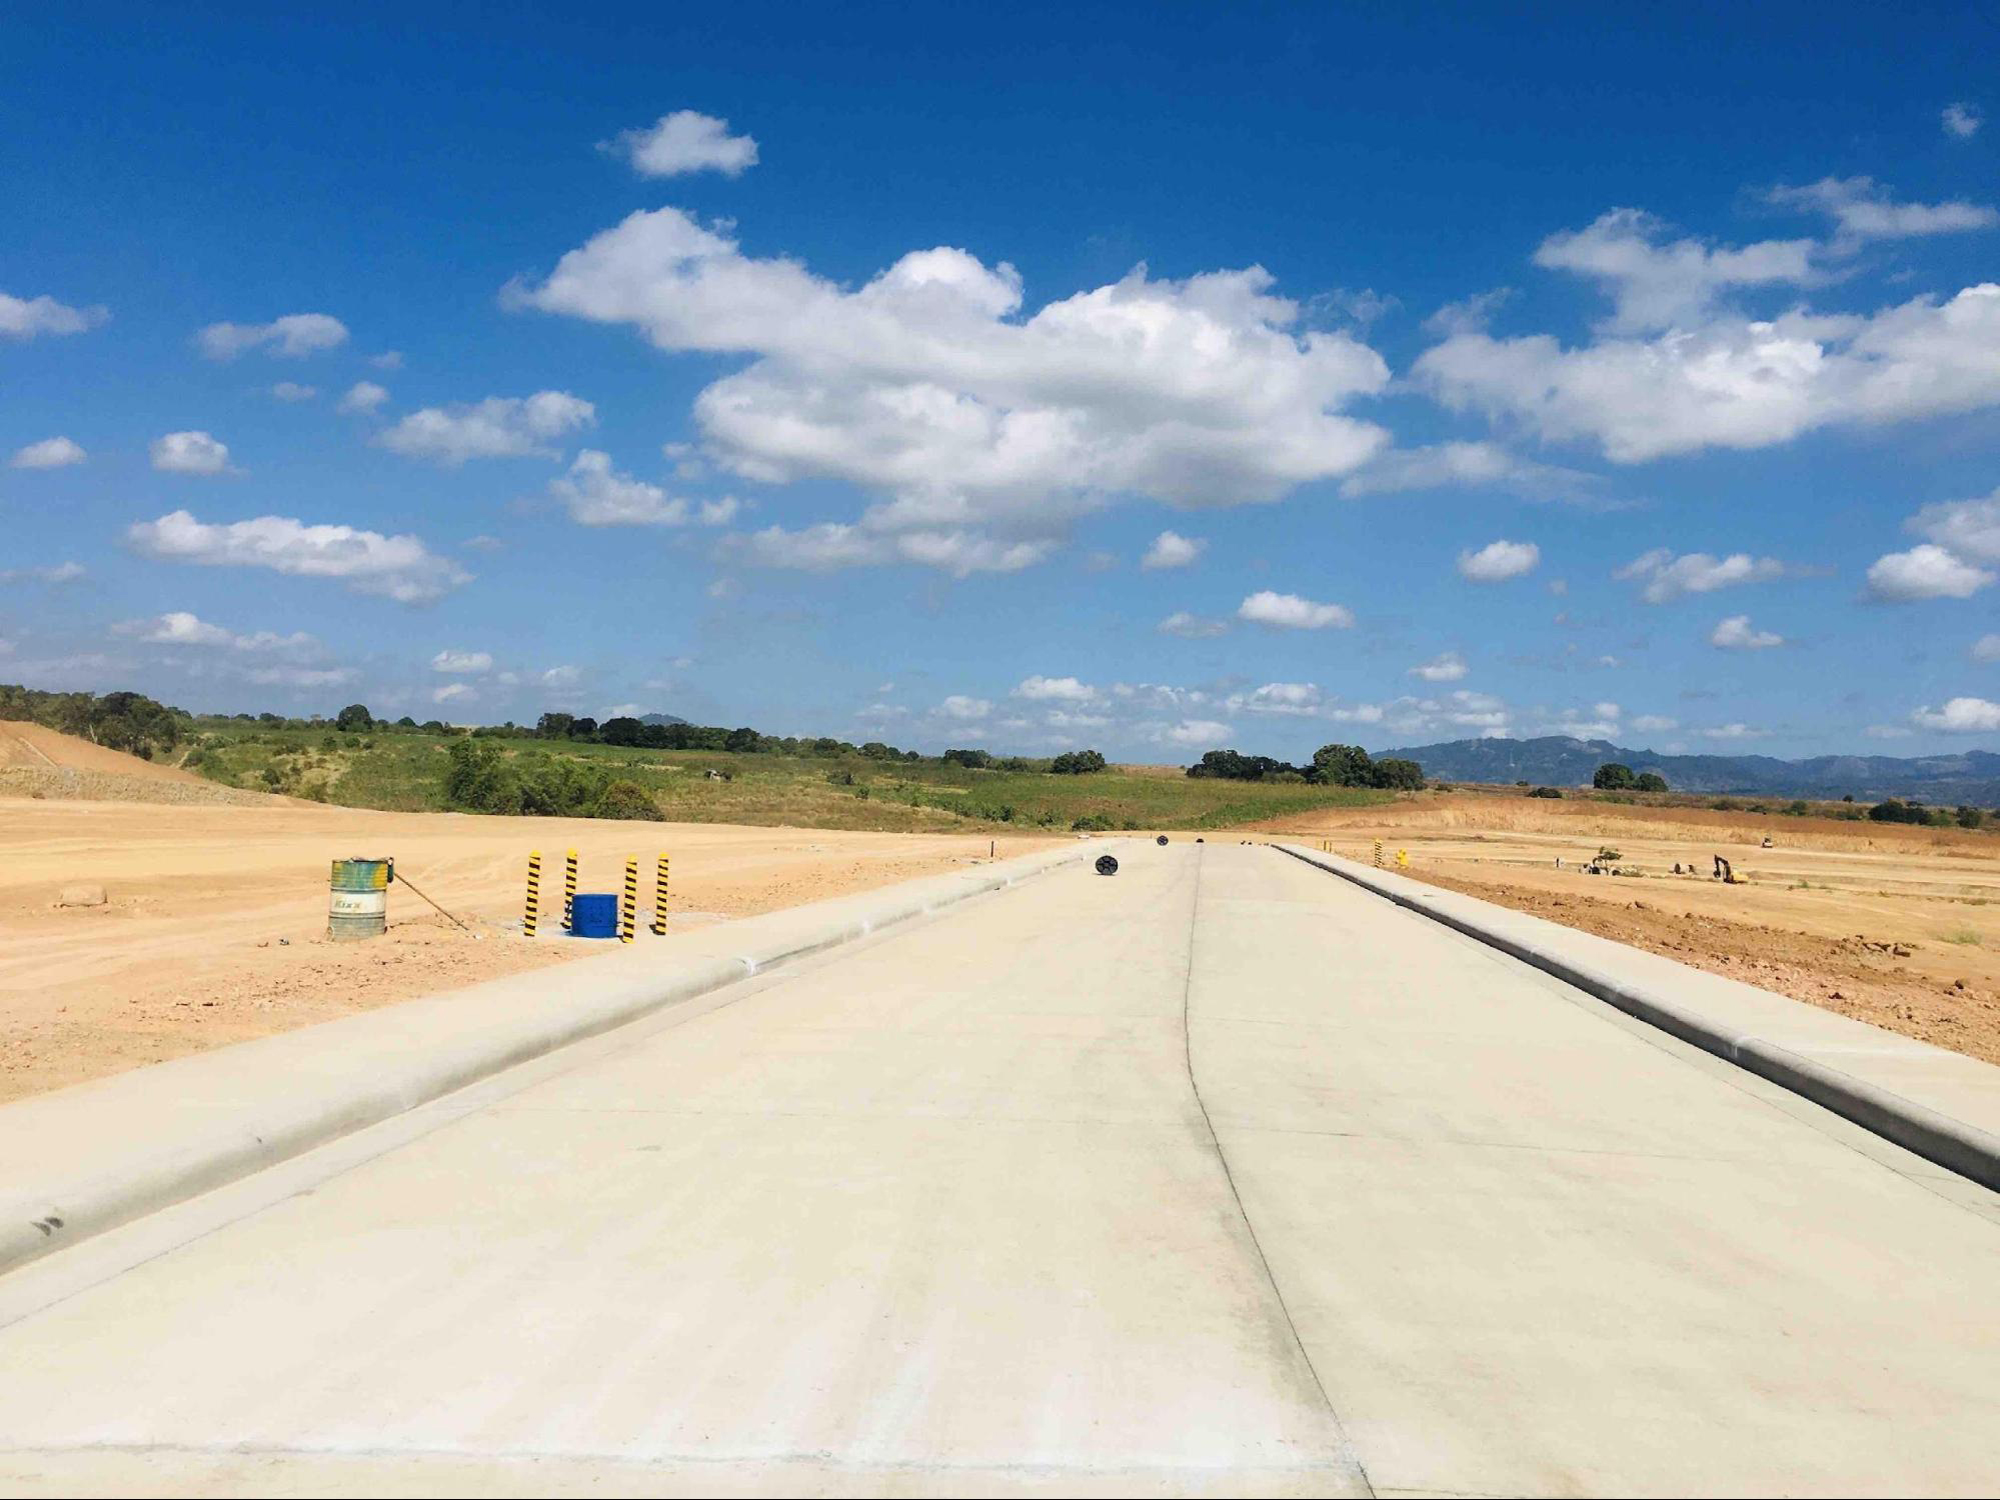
[1713,854,1744,885]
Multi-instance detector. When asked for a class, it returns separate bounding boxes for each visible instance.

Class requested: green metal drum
[328,856,392,941]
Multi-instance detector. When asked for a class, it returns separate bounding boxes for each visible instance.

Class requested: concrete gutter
[1276,843,2000,1193]
[0,841,1107,1275]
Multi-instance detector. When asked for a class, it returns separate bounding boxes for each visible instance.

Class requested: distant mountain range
[637,712,690,727]
[1381,735,2000,804]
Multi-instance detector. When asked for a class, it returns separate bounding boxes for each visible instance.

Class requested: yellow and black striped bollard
[524,850,541,937]
[562,848,578,932]
[621,857,638,944]
[1373,838,1383,868]
[652,853,669,937]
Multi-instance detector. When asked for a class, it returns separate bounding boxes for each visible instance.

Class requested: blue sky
[6,3,2000,761]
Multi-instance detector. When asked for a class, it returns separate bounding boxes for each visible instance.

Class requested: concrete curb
[1275,843,2000,1193]
[0,841,1109,1276]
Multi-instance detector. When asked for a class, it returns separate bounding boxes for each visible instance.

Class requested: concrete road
[0,845,1995,1497]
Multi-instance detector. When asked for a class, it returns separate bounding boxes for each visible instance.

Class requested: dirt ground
[1262,793,2000,1065]
[0,796,1059,1103]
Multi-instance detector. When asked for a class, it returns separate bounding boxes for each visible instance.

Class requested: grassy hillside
[176,720,1397,832]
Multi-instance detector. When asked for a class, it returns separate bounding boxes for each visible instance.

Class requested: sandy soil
[0,796,1059,1103]
[0,721,279,807]
[1260,793,2000,1064]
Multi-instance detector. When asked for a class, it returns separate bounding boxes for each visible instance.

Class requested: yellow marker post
[621,857,638,945]
[1396,848,1410,869]
[562,848,578,932]
[652,853,669,937]
[524,851,541,937]
[1373,839,1383,868]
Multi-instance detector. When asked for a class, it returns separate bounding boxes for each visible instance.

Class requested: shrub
[1956,805,1986,829]
[1072,813,1115,831]
[1050,749,1107,775]
[1634,771,1669,793]
[1868,799,1930,825]
[1528,785,1564,799]
[1592,762,1636,790]
[593,780,665,821]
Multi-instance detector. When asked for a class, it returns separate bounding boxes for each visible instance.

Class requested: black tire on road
[1095,855,1120,876]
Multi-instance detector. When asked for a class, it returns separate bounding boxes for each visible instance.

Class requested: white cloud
[270,381,316,402]
[1913,696,2000,732]
[9,436,85,469]
[729,523,1050,576]
[513,207,1390,570]
[0,291,107,339]
[195,313,348,360]
[126,509,470,604]
[0,561,85,585]
[338,381,390,414]
[937,694,991,721]
[245,664,357,689]
[379,391,595,465]
[432,683,475,705]
[549,449,735,527]
[1339,441,1590,499]
[540,665,582,688]
[1013,675,1097,703]
[1423,287,1514,337]
[1418,263,2000,463]
[1907,489,2000,563]
[1866,544,1994,601]
[430,649,493,674]
[1614,548,1786,603]
[1702,722,1766,740]
[150,430,233,475]
[1973,634,2000,663]
[1766,176,1998,247]
[1157,610,1229,638]
[1229,682,1324,716]
[603,110,759,178]
[1141,530,1205,570]
[1864,723,1914,739]
[1944,102,1983,139]
[370,351,404,370]
[1237,590,1354,629]
[117,611,318,654]
[1709,614,1784,650]
[1531,209,1815,335]
[1631,713,1678,732]
[1410,651,1468,682]
[1160,718,1233,747]
[1456,538,1539,582]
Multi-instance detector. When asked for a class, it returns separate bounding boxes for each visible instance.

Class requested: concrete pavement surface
[0,844,1996,1497]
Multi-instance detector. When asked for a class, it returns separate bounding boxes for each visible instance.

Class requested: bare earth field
[0,795,1058,1103]
[1261,793,2000,1064]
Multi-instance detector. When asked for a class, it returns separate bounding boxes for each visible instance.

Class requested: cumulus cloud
[1160,718,1234,747]
[1456,538,1539,582]
[1141,530,1205,570]
[117,611,318,654]
[195,313,348,360]
[379,391,595,465]
[430,649,493,674]
[1906,489,2000,563]
[338,381,390,414]
[1866,544,1994,601]
[1631,713,1678,732]
[1339,441,1590,499]
[0,290,107,339]
[1237,590,1354,629]
[0,561,85,585]
[603,110,759,177]
[550,449,737,527]
[270,381,316,402]
[1701,722,1765,740]
[1013,675,1097,703]
[9,436,85,469]
[1530,209,1816,335]
[1614,548,1786,603]
[1913,696,2000,732]
[1410,650,1468,682]
[729,523,1048,576]
[1765,176,1998,248]
[512,207,1390,570]
[937,694,991,721]
[1157,610,1228,638]
[1417,207,2000,462]
[1944,102,1983,139]
[1709,614,1784,650]
[150,430,233,475]
[432,683,475,705]
[126,509,470,604]
[1972,634,2000,663]
[1227,682,1326,716]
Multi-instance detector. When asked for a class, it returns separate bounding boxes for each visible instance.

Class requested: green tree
[1633,771,1669,793]
[1050,749,1107,775]
[1957,805,1987,829]
[1369,756,1425,790]
[334,703,373,732]
[535,712,575,740]
[1310,743,1374,787]
[1593,762,1637,790]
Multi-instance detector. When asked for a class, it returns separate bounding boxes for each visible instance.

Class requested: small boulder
[57,883,107,908]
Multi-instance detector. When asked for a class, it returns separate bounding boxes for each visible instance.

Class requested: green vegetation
[0,683,183,759]
[1527,785,1564,799]
[1185,742,1424,791]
